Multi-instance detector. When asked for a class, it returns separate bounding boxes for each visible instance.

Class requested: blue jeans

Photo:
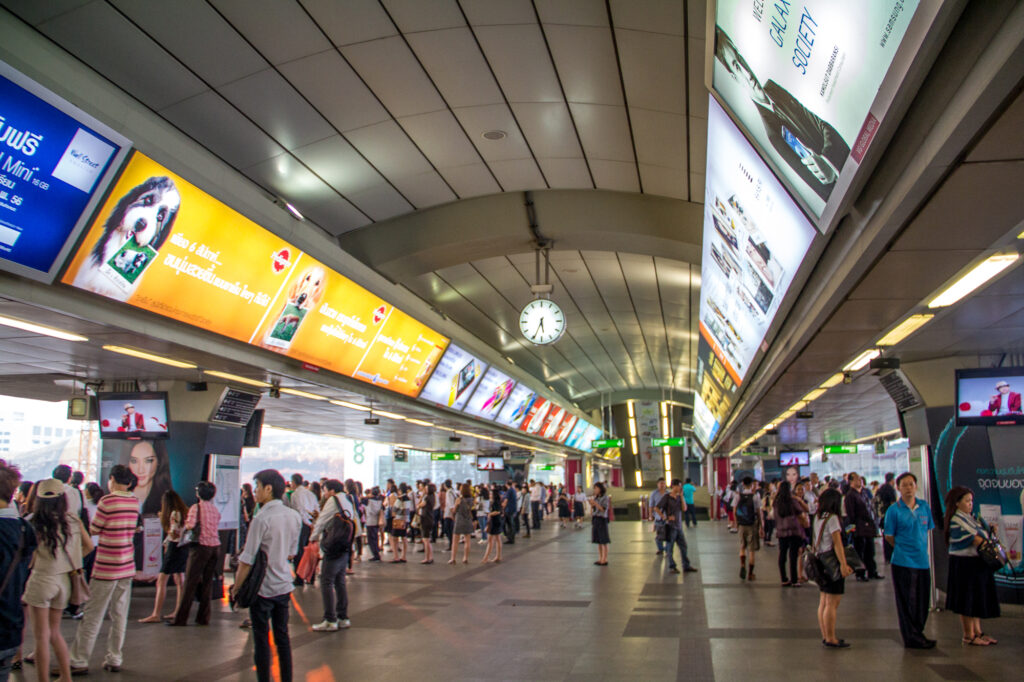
[684,507,697,527]
[0,645,19,682]
[654,522,666,552]
[251,594,292,682]
[477,515,488,540]
[320,553,349,622]
[665,525,692,570]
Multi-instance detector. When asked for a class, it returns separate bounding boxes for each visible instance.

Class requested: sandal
[138,615,162,623]
[962,636,989,646]
[979,633,998,644]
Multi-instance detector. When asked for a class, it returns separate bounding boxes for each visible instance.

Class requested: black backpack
[736,492,756,526]
[321,498,356,560]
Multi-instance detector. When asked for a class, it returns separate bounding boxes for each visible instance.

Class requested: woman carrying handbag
[23,479,93,682]
[943,486,1000,646]
[811,489,854,649]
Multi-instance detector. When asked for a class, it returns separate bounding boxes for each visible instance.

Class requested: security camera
[842,371,852,384]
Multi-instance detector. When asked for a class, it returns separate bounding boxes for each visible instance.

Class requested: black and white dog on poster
[73,176,180,300]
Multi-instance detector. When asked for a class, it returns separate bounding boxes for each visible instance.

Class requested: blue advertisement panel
[0,61,130,281]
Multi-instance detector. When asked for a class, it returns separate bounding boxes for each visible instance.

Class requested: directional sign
[430,452,462,461]
[651,437,686,447]
[591,438,625,449]
[823,444,858,455]
[393,449,408,462]
[535,464,556,471]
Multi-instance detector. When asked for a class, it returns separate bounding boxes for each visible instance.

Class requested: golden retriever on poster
[261,265,327,351]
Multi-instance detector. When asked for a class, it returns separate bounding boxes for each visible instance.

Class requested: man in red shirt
[120,403,145,431]
[69,465,140,674]
[988,381,1022,415]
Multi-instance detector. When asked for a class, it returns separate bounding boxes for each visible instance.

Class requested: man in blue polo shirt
[883,472,935,649]
[682,479,698,527]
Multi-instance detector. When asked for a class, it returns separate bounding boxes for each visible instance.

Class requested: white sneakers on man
[313,619,351,632]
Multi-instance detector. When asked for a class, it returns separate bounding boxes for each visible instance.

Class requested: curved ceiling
[2,0,708,234]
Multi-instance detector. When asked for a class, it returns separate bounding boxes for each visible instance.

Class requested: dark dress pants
[892,564,931,647]
[531,501,542,528]
[174,544,218,625]
[853,535,878,577]
[251,594,292,682]
[291,523,311,578]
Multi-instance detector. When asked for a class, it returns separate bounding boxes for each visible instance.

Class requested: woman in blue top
[942,486,999,646]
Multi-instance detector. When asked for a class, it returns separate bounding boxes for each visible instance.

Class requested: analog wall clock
[519,298,565,344]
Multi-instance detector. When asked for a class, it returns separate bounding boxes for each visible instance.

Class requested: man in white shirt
[529,481,543,530]
[287,474,319,586]
[53,464,82,518]
[443,480,457,551]
[233,469,301,682]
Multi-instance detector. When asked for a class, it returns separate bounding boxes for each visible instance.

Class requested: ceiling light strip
[102,345,196,369]
[0,314,88,342]
[928,254,1019,308]
[204,370,271,388]
[877,314,934,346]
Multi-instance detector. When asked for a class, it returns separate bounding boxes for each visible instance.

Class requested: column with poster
[208,454,240,539]
[635,401,664,483]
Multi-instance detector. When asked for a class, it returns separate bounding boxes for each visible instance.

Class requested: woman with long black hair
[773,480,809,587]
[23,479,92,682]
[814,488,853,648]
[589,482,611,566]
[418,484,436,565]
[943,486,1000,646]
[138,490,189,623]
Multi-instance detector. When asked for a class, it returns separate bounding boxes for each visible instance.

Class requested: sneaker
[477,539,486,545]
[669,566,680,574]
[312,620,339,632]
[684,566,698,573]
[739,565,747,580]
[338,619,352,629]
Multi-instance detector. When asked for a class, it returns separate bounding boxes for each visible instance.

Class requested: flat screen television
[778,450,809,467]
[476,455,505,471]
[956,367,1024,426]
[97,392,169,439]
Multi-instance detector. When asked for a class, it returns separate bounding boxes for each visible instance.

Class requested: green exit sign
[591,438,624,449]
[430,452,462,461]
[536,464,556,471]
[824,444,857,455]
[651,437,686,447]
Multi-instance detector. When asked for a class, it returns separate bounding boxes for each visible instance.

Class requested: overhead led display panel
[519,397,551,435]
[62,153,448,398]
[419,344,486,410]
[563,419,590,449]
[0,61,130,282]
[463,366,516,420]
[554,412,579,444]
[495,384,536,430]
[695,98,817,447]
[710,0,945,230]
[540,404,567,441]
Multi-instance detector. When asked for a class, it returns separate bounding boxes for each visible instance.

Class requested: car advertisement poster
[462,366,517,420]
[0,61,130,281]
[419,344,486,410]
[711,0,922,223]
[62,153,448,398]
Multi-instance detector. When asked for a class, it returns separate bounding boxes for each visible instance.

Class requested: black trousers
[531,501,542,528]
[778,536,802,583]
[442,517,454,548]
[892,564,931,647]
[174,544,218,625]
[853,535,878,577]
[504,513,516,543]
[367,526,381,560]
[251,594,291,682]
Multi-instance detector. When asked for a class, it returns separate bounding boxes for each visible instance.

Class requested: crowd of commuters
[0,455,1008,681]
[710,468,1002,650]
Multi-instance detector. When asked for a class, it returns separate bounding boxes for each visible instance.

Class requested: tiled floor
[14,520,1022,681]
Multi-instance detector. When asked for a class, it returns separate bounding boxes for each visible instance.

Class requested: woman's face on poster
[129,441,158,490]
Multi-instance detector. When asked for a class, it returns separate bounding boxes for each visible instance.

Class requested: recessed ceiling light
[284,202,304,220]
[482,130,507,140]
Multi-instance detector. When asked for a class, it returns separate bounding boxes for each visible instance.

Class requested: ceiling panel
[569,103,635,163]
[435,163,502,198]
[536,158,593,189]
[848,251,983,301]
[534,0,608,28]
[218,69,335,150]
[474,24,563,103]
[512,102,585,159]
[460,0,535,26]
[399,110,482,169]
[300,0,397,46]
[631,108,687,170]
[278,50,391,133]
[544,25,622,106]
[112,0,266,88]
[488,159,546,192]
[382,0,464,33]
[407,27,503,109]
[609,0,683,35]
[639,165,688,200]
[290,135,389,196]
[615,29,686,114]
[589,160,640,192]
[452,104,535,163]
[40,2,208,110]
[390,170,456,209]
[341,36,447,118]
[160,91,285,169]
[344,121,434,180]
[211,0,331,66]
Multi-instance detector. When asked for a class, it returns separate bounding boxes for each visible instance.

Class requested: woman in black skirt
[139,490,189,623]
[589,482,611,565]
[943,486,1000,646]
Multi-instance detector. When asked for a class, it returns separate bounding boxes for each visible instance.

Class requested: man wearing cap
[988,381,1021,415]
[120,403,144,431]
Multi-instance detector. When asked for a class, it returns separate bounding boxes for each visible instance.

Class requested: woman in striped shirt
[942,486,1000,647]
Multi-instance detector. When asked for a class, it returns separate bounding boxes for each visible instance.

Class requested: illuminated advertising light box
[0,61,131,282]
[419,344,487,410]
[495,384,536,429]
[700,98,816,389]
[956,368,1024,427]
[462,366,517,420]
[779,450,810,467]
[580,424,605,452]
[563,418,590,449]
[62,153,448,398]
[709,1,951,231]
[519,396,551,435]
[692,393,720,450]
[540,404,567,441]
[554,412,579,444]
